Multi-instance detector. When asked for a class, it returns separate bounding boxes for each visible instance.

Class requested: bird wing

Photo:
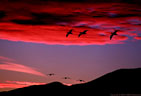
[115,30,118,33]
[113,30,119,35]
[83,30,88,33]
[66,33,69,37]
[66,29,73,37]
[110,34,114,40]
[78,33,82,37]
[81,80,85,82]
[48,73,54,76]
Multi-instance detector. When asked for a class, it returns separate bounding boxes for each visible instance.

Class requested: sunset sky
[0,0,141,91]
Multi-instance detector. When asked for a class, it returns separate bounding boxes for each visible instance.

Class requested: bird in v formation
[47,73,86,82]
[66,29,119,40]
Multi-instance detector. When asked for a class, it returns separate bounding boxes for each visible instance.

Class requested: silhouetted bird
[77,80,85,82]
[47,73,55,76]
[66,29,73,37]
[63,77,71,79]
[110,30,119,40]
[78,30,88,37]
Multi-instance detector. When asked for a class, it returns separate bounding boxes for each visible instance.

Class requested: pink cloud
[0,56,14,62]
[0,81,46,88]
[0,80,73,89]
[6,81,46,86]
[0,83,26,88]
[0,62,46,77]
[62,83,72,86]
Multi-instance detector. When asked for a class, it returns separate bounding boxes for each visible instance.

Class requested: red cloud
[114,35,128,40]
[0,1,141,45]
[0,81,46,88]
[0,62,46,77]
[0,23,129,45]
[134,36,141,40]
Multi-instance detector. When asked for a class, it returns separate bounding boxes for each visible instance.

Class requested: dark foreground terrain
[0,68,141,96]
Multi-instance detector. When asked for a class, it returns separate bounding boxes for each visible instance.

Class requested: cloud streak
[0,81,46,88]
[0,83,26,88]
[0,62,46,77]
[0,56,14,62]
[134,36,141,40]
[0,80,73,89]
[6,81,46,86]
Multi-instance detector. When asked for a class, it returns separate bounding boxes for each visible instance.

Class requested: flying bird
[110,30,119,40]
[78,30,88,37]
[47,73,55,76]
[63,77,71,79]
[66,29,73,37]
[77,80,85,82]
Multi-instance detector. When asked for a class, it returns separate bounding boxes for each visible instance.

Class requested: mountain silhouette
[0,68,141,96]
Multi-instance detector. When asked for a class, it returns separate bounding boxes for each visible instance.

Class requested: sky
[0,0,141,91]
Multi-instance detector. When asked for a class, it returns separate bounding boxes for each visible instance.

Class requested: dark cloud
[44,0,141,4]
[0,0,140,5]
[43,0,141,3]
[108,14,141,18]
[0,11,6,19]
[41,0,87,2]
[32,13,75,24]
[91,13,140,19]
[120,0,141,4]
[11,19,45,25]
[11,12,76,25]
